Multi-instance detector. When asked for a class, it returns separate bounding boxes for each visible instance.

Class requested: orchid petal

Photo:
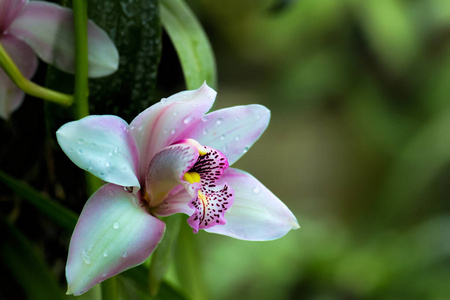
[0,34,37,119]
[66,184,165,296]
[130,82,216,177]
[145,144,199,207]
[153,186,194,217]
[0,0,27,31]
[186,104,270,165]
[205,168,299,241]
[56,116,140,189]
[8,1,118,77]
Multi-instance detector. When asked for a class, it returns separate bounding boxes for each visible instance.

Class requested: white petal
[66,184,165,295]
[56,115,140,189]
[205,168,299,241]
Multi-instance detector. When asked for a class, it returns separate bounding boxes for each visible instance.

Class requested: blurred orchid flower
[56,83,299,295]
[0,0,119,119]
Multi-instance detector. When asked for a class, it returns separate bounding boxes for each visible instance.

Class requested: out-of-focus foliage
[183,0,450,299]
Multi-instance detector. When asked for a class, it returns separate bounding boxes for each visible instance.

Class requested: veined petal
[185,104,270,165]
[130,82,216,178]
[0,34,37,119]
[145,144,199,207]
[152,186,194,217]
[205,168,299,241]
[56,115,140,189]
[8,1,118,77]
[66,184,165,296]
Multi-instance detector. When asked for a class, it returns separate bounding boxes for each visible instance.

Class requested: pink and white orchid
[0,0,118,119]
[56,83,299,295]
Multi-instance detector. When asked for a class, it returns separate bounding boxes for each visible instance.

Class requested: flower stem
[0,42,73,106]
[72,0,90,119]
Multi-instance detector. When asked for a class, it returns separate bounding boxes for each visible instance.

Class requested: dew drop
[171,128,177,135]
[243,146,249,153]
[253,186,260,194]
[113,146,119,154]
[201,116,209,122]
[88,244,93,251]
[220,134,226,140]
[223,144,228,153]
[82,251,91,264]
[99,171,105,176]
[202,127,208,135]
[113,222,120,229]
[103,250,109,257]
[76,138,84,145]
[173,111,178,116]
[216,118,223,125]
[235,135,241,141]
[102,272,107,277]
[183,116,194,124]
[161,98,167,103]
[78,148,83,154]
[105,161,111,168]
[138,125,143,131]
[130,125,135,131]
[122,251,128,258]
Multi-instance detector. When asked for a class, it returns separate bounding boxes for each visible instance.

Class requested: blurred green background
[184,0,450,299]
[2,0,450,299]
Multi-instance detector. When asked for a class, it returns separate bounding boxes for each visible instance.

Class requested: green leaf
[149,214,182,296]
[0,215,64,300]
[160,0,217,90]
[86,0,162,122]
[0,170,78,231]
[121,265,189,300]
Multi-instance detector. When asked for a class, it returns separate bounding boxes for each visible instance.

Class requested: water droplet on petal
[253,186,260,194]
[171,128,177,135]
[82,251,91,264]
[88,244,93,251]
[138,125,143,131]
[220,134,226,140]
[78,148,83,154]
[105,161,111,168]
[122,251,128,258]
[202,127,208,135]
[76,138,84,145]
[183,116,194,124]
[102,272,107,277]
[235,135,240,141]
[223,144,228,153]
[130,125,136,131]
[113,222,120,229]
[99,171,105,176]
[216,118,223,125]
[201,116,209,122]
[243,146,249,153]
[173,111,178,116]
[103,250,109,257]
[161,98,167,103]
[113,146,119,154]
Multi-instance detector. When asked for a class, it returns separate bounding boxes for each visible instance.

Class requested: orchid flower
[56,83,299,295]
[0,0,119,119]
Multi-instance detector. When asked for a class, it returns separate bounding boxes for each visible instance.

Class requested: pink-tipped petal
[9,1,118,77]
[56,115,140,189]
[0,34,37,119]
[145,144,199,207]
[205,168,299,241]
[66,184,165,296]
[0,0,27,32]
[185,105,271,165]
[130,82,216,177]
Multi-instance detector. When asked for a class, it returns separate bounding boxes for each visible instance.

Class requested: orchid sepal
[66,184,165,296]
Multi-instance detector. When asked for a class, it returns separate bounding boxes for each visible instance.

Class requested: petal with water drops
[204,168,299,241]
[56,115,140,189]
[66,184,165,296]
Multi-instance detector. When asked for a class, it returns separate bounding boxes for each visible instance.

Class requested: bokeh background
[1,0,450,299]
[185,0,450,299]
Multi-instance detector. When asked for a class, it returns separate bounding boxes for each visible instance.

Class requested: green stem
[0,42,73,106]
